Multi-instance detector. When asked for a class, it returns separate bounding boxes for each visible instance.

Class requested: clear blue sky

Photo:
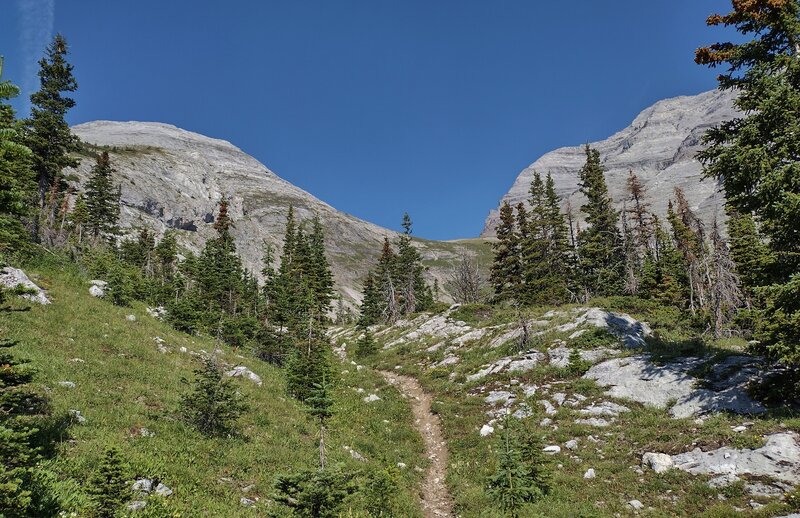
[2,1,737,240]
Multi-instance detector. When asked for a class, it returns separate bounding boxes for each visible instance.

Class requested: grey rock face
[583,354,765,418]
[70,121,481,305]
[671,433,800,486]
[482,89,738,237]
[0,267,50,304]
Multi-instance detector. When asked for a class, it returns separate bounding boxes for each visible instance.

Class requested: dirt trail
[381,371,454,518]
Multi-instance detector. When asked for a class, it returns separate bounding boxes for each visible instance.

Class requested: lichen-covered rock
[224,366,263,386]
[0,267,50,304]
[583,355,765,418]
[671,433,800,486]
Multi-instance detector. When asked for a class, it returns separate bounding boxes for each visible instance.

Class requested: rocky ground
[331,302,800,517]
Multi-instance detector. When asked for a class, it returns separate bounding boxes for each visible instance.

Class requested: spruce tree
[667,191,707,313]
[24,35,81,209]
[179,356,248,437]
[696,0,800,372]
[84,152,121,242]
[726,209,773,301]
[0,336,53,516]
[576,145,623,299]
[86,447,129,518]
[490,201,521,302]
[394,213,432,314]
[354,328,378,359]
[0,57,35,256]
[358,272,382,327]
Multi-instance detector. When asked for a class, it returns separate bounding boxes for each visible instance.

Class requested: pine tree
[487,415,549,517]
[0,336,52,516]
[84,152,121,242]
[395,213,432,314]
[86,447,129,518]
[0,57,35,256]
[358,272,382,327]
[639,216,685,307]
[376,237,400,323]
[696,0,800,372]
[726,209,773,303]
[306,376,334,470]
[308,215,335,317]
[354,328,378,359]
[24,35,81,210]
[179,356,248,437]
[490,201,521,302]
[576,145,623,299]
[667,190,707,313]
[68,193,88,245]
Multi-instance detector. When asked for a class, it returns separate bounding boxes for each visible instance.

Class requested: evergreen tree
[68,193,88,245]
[576,145,623,299]
[0,336,53,516]
[375,237,400,323]
[308,216,335,316]
[24,35,81,210]
[696,0,800,372]
[667,191,707,313]
[487,416,549,517]
[306,376,334,470]
[394,213,432,314]
[727,209,774,303]
[86,447,129,518]
[84,152,121,242]
[490,201,521,302]
[354,328,378,359]
[0,57,35,256]
[179,356,248,437]
[357,272,382,327]
[639,216,685,307]
[273,467,358,518]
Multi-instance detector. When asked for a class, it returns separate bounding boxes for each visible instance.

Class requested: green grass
[1,257,425,516]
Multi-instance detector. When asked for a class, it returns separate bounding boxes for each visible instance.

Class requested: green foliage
[576,145,624,298]
[86,447,129,517]
[519,172,573,305]
[0,336,56,517]
[0,57,35,258]
[570,327,617,349]
[490,201,521,302]
[179,356,248,437]
[23,34,81,210]
[359,214,433,324]
[285,337,333,403]
[271,466,359,518]
[697,0,800,377]
[487,416,549,516]
[354,329,378,359]
[85,152,121,243]
[360,467,399,516]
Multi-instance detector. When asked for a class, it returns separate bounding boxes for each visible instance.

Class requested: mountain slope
[2,258,426,515]
[482,89,738,237]
[69,121,488,304]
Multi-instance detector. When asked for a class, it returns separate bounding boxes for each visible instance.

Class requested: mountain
[69,121,489,304]
[481,89,738,237]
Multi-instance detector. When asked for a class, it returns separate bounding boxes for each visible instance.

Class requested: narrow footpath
[380,371,454,518]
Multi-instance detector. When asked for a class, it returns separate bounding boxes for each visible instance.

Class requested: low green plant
[179,357,248,437]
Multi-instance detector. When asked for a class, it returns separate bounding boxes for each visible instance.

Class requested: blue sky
[2,1,736,240]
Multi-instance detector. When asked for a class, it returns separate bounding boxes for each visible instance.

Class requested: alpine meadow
[2,1,800,517]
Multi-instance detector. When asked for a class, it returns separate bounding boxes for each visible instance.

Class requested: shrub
[179,357,248,437]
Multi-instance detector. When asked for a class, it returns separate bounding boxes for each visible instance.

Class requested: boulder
[363,394,381,403]
[642,452,674,474]
[0,267,50,304]
[480,424,494,437]
[89,279,107,298]
[224,366,263,386]
[584,468,596,479]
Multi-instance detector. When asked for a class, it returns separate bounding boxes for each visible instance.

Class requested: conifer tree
[696,0,800,371]
[376,237,400,323]
[86,447,129,518]
[639,216,685,307]
[306,376,334,470]
[308,215,335,317]
[395,213,432,314]
[726,209,773,301]
[179,356,248,437]
[354,328,378,359]
[667,190,707,313]
[84,152,121,242]
[24,35,81,209]
[576,145,623,299]
[490,202,521,302]
[0,336,52,516]
[68,193,88,245]
[0,57,35,256]
[358,272,382,327]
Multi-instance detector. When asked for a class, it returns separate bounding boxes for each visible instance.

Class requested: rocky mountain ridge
[68,121,487,305]
[482,89,739,237]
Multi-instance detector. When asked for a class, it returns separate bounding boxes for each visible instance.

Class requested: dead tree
[447,253,485,304]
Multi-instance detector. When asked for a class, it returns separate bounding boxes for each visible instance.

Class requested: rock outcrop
[0,267,50,304]
[482,89,738,237]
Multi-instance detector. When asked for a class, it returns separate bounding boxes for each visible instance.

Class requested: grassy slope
[1,257,425,516]
[338,302,800,518]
